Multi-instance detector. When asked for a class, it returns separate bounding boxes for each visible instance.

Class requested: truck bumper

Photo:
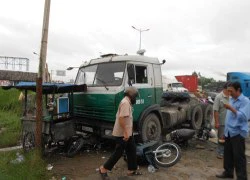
[74,117,115,138]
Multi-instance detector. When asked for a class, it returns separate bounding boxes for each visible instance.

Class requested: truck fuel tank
[161,104,190,129]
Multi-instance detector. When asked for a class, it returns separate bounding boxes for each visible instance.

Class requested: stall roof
[2,82,85,94]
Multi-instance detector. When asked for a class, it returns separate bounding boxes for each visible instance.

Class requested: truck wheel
[141,113,162,142]
[190,105,203,130]
[203,104,213,125]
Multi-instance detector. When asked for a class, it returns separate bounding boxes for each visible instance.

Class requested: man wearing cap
[213,82,230,159]
[99,87,142,180]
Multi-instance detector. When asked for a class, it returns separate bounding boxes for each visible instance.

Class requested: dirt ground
[49,139,250,180]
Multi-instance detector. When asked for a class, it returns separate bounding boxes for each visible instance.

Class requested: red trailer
[175,75,198,92]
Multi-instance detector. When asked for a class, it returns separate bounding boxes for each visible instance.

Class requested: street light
[33,52,39,56]
[66,67,79,71]
[50,70,54,82]
[132,26,150,50]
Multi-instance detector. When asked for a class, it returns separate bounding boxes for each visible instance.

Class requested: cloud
[209,0,250,43]
[0,0,250,82]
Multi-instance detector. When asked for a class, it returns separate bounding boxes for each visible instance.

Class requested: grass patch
[0,88,23,148]
[0,111,21,148]
[0,88,22,113]
[0,89,51,179]
[0,150,51,180]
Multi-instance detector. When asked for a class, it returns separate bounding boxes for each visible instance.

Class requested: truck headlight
[104,129,112,136]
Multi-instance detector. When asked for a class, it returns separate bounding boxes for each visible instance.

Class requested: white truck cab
[167,82,188,92]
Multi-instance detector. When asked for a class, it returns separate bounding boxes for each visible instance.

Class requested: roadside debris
[0,145,22,152]
[10,152,24,164]
[147,165,156,173]
[50,176,57,180]
[195,144,205,149]
[47,164,53,171]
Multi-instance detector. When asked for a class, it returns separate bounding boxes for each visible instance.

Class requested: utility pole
[132,26,150,50]
[35,0,51,148]
[50,70,53,82]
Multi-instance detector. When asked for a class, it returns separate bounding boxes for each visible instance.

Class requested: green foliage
[0,88,22,113]
[0,150,50,180]
[0,89,50,179]
[192,71,198,77]
[192,71,216,89]
[0,88,24,147]
[199,76,216,88]
[0,111,21,148]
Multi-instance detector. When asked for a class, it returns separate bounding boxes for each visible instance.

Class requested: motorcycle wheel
[41,134,53,157]
[153,142,181,167]
[66,137,84,158]
[23,132,35,152]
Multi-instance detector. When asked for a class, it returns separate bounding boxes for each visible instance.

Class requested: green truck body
[72,54,208,142]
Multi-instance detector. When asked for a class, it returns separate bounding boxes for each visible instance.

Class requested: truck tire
[203,104,213,125]
[140,113,162,142]
[190,105,203,130]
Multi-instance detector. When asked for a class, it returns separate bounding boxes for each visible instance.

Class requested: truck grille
[74,105,116,121]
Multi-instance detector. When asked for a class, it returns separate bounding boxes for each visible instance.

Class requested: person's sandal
[99,168,110,180]
[127,171,142,176]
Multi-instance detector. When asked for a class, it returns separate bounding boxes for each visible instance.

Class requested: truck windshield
[172,83,183,88]
[75,62,125,86]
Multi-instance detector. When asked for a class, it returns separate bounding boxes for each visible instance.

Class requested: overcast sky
[0,0,250,81]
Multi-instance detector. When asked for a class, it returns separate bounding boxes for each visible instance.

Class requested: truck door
[153,64,163,104]
[126,63,155,121]
[244,80,250,97]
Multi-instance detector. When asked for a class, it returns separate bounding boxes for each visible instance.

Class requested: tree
[192,71,198,77]
[198,74,216,89]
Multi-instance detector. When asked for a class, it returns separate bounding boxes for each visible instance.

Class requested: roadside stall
[2,82,85,156]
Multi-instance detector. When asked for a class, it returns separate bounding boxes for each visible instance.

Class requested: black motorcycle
[166,128,196,147]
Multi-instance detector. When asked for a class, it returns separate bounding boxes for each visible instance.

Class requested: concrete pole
[131,26,150,51]
[139,29,141,50]
[35,0,51,148]
[50,70,53,82]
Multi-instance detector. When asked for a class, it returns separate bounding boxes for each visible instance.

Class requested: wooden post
[35,0,51,148]
[24,90,27,116]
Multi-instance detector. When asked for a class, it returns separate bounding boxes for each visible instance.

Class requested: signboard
[57,97,69,118]
[56,70,66,76]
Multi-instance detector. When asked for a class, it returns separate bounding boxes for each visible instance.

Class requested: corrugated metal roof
[2,82,85,94]
[0,70,37,81]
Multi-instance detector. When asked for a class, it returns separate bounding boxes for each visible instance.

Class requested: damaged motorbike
[124,140,181,169]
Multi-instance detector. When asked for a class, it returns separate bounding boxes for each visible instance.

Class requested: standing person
[213,82,230,159]
[99,87,142,180]
[216,82,250,180]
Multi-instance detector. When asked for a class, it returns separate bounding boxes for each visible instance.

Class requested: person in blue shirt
[216,81,250,180]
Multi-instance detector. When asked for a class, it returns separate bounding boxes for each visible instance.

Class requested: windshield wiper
[95,77,109,90]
